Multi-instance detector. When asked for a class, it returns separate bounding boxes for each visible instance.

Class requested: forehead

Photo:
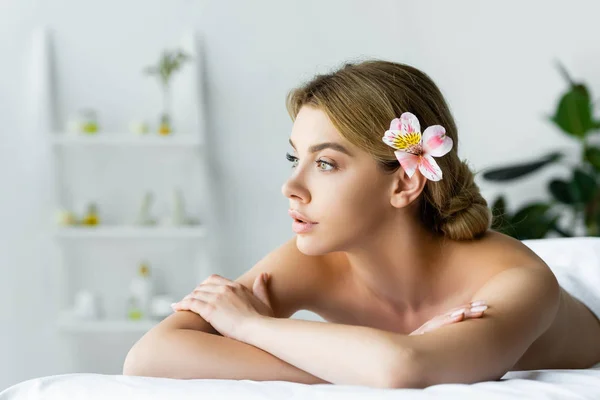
[290,106,344,144]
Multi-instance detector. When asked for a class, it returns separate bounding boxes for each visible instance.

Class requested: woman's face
[282,106,395,255]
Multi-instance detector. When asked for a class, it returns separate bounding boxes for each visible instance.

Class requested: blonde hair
[286,60,492,241]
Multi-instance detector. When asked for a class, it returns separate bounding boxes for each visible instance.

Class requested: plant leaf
[552,225,574,237]
[555,59,575,86]
[549,179,575,204]
[509,203,555,239]
[584,146,600,172]
[550,83,594,138]
[571,168,597,204]
[482,152,563,181]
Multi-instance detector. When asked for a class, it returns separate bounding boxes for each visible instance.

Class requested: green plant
[144,49,191,128]
[483,61,600,240]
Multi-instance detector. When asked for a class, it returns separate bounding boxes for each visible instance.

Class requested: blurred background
[1,0,600,391]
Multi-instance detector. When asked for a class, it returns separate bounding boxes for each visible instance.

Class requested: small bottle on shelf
[127,297,143,321]
[127,261,154,320]
[158,113,172,135]
[82,203,100,226]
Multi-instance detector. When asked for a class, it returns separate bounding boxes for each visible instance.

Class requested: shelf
[57,317,158,333]
[52,134,202,148]
[55,226,207,239]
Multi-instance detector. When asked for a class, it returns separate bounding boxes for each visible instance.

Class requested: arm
[242,317,409,388]
[397,266,560,388]
[238,265,559,388]
[122,327,328,382]
[123,237,332,383]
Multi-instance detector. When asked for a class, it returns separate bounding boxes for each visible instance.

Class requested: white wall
[1,0,599,390]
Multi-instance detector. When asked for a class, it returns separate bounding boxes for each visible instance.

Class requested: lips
[288,209,318,224]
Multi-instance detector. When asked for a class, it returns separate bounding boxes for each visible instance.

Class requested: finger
[449,309,466,321]
[172,297,208,313]
[253,273,271,307]
[431,311,466,330]
[191,284,229,294]
[253,273,269,286]
[464,305,488,318]
[252,274,263,293]
[178,291,217,305]
[201,274,236,287]
[419,310,466,334]
[443,306,487,324]
[183,283,238,303]
[412,315,453,336]
[445,302,481,315]
[412,304,487,336]
[443,301,487,319]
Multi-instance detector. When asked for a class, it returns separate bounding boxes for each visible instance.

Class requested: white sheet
[521,237,600,320]
[3,365,600,400]
[3,237,600,399]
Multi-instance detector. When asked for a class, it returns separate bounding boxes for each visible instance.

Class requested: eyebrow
[288,138,354,157]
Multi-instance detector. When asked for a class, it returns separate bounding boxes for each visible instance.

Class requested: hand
[171,273,274,342]
[409,301,488,336]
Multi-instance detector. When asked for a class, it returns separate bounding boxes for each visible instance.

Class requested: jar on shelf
[81,203,99,226]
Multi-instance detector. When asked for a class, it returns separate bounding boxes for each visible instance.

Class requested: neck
[343,212,454,314]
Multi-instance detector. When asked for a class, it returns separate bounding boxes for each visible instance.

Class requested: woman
[123,60,600,388]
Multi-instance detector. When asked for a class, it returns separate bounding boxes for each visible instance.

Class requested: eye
[286,153,299,168]
[316,160,335,171]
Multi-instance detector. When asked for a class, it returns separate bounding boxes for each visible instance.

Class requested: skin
[127,105,600,387]
[276,106,600,373]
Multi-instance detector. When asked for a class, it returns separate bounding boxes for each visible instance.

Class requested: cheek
[321,177,390,234]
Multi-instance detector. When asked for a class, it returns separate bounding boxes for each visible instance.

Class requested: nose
[281,175,310,203]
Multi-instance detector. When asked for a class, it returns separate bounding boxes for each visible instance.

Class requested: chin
[295,232,347,256]
[295,234,334,256]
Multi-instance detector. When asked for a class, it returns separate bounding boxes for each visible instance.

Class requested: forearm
[242,317,407,388]
[123,327,329,384]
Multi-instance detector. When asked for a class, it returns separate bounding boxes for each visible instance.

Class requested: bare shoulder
[234,236,338,318]
[463,230,551,270]
[450,230,557,291]
[441,230,561,318]
[466,231,561,330]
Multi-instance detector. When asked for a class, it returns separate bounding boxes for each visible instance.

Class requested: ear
[389,168,427,209]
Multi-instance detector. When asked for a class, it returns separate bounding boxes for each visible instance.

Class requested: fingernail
[451,309,465,317]
[470,305,488,313]
[471,300,486,307]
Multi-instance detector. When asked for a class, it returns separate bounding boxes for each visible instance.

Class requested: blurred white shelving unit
[54,226,208,239]
[52,134,203,148]
[57,315,157,333]
[33,28,217,336]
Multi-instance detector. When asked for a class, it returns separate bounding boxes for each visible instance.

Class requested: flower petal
[418,154,443,181]
[422,125,453,157]
[400,112,421,135]
[383,130,402,149]
[389,118,402,131]
[394,151,420,178]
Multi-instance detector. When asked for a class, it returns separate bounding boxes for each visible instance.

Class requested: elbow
[123,328,189,378]
[122,333,160,377]
[122,355,136,376]
[376,346,424,389]
[122,344,145,376]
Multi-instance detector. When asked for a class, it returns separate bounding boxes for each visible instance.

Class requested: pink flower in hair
[382,112,453,181]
